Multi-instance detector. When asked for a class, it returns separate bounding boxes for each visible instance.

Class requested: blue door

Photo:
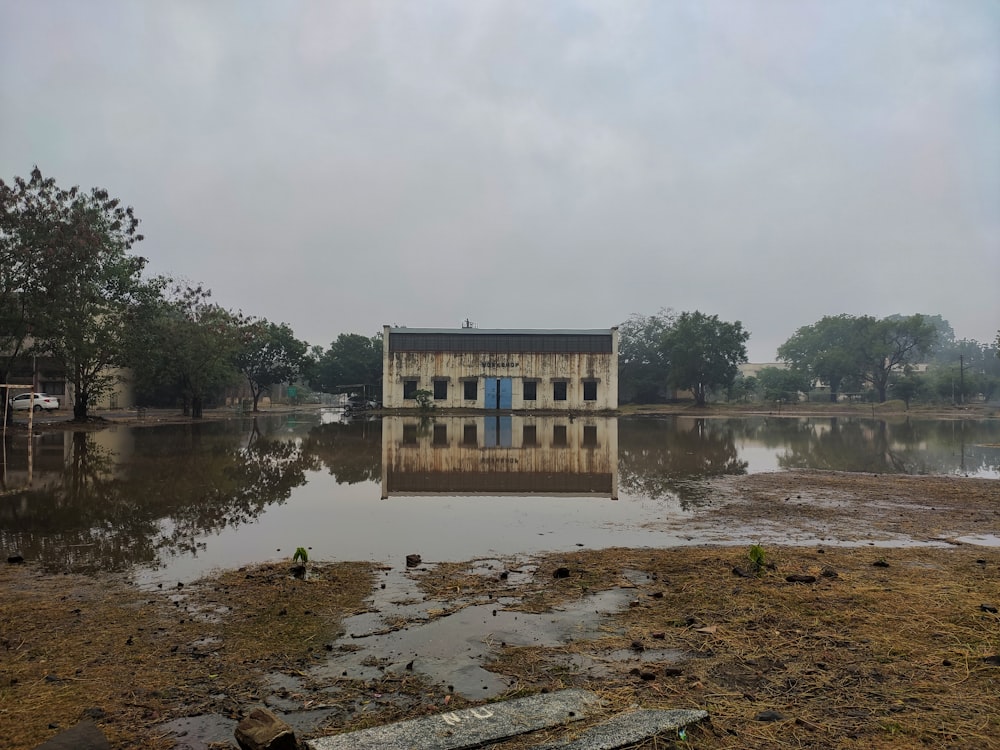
[499,378,512,409]
[484,417,513,447]
[484,378,512,409]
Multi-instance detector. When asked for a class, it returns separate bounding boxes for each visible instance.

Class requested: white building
[382,326,619,411]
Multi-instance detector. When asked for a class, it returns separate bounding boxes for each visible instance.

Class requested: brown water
[1,412,996,581]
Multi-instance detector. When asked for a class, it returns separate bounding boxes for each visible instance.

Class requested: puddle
[311,569,635,699]
[158,714,235,750]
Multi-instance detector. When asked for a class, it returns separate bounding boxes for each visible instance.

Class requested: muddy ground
[2,470,999,750]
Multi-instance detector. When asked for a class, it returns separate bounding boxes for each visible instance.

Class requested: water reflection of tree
[155,420,319,560]
[774,418,999,475]
[0,419,316,573]
[0,431,162,573]
[618,418,748,507]
[302,419,381,485]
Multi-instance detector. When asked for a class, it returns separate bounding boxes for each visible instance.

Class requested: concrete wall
[382,328,619,411]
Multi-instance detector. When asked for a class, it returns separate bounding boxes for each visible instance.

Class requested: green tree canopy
[777,315,861,402]
[856,314,938,402]
[310,333,382,397]
[756,366,812,403]
[663,311,749,407]
[0,168,157,420]
[618,309,674,403]
[234,317,308,411]
[126,283,241,417]
[779,314,938,403]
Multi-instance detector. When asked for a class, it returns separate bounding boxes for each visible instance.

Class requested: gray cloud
[2,0,997,359]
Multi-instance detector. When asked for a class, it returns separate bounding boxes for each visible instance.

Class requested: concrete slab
[537,708,708,749]
[306,689,600,750]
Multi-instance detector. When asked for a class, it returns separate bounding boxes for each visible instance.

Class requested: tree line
[619,309,1000,406]
[3,169,997,416]
[0,169,383,420]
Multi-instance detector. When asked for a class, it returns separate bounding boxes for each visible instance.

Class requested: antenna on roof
[462,318,477,329]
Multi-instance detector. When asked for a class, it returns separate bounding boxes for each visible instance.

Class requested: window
[433,380,448,400]
[433,424,448,445]
[403,380,418,399]
[583,381,597,401]
[583,425,598,447]
[523,425,537,446]
[553,424,567,446]
[553,381,567,401]
[463,423,477,445]
[402,424,417,444]
[523,380,537,401]
[463,380,477,401]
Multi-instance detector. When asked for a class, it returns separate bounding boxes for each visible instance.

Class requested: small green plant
[412,389,435,412]
[292,547,309,563]
[748,543,767,576]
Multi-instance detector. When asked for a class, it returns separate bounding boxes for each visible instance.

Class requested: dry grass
[0,561,374,750]
[474,545,1000,749]
[2,546,999,749]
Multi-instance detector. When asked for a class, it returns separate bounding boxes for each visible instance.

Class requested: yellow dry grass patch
[0,561,374,750]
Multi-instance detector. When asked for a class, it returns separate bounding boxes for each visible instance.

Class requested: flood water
[1,412,997,582]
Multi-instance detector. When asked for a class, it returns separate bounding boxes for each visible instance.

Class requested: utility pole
[959,354,965,405]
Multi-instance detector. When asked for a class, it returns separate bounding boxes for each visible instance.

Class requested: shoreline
[6,399,996,432]
[2,469,998,749]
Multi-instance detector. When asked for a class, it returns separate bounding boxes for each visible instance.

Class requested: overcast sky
[1,1,997,360]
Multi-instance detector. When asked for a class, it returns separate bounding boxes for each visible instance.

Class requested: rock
[235,707,297,750]
[820,566,838,578]
[553,567,570,579]
[7,554,24,564]
[405,554,422,568]
[979,604,998,614]
[755,710,786,722]
[33,721,109,750]
[731,566,753,578]
[872,559,890,568]
[981,655,1000,667]
[785,574,817,584]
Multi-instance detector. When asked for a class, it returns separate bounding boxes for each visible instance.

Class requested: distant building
[737,362,789,378]
[381,326,619,410]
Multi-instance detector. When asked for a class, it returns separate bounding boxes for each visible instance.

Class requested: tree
[310,333,382,397]
[126,283,240,418]
[0,168,155,420]
[618,309,674,403]
[728,374,757,403]
[856,314,937,402]
[923,337,1000,404]
[778,315,861,402]
[756,367,812,403]
[234,318,308,412]
[0,189,35,421]
[662,311,749,407]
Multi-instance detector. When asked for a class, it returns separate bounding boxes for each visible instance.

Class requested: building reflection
[381,415,618,498]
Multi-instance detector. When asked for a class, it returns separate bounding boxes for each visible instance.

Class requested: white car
[9,393,61,412]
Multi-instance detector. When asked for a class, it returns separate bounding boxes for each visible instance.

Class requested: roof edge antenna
[462,318,477,329]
